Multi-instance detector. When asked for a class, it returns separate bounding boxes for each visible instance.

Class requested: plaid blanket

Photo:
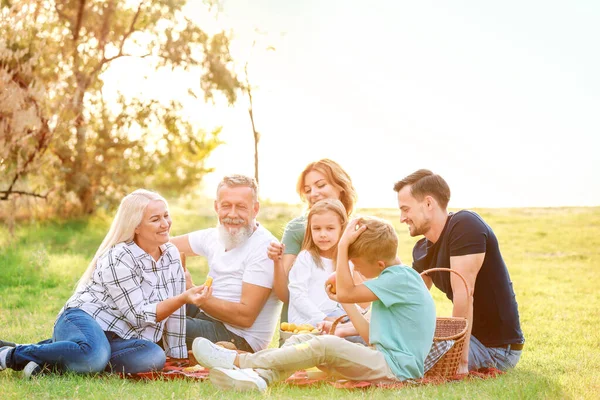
[424,340,455,372]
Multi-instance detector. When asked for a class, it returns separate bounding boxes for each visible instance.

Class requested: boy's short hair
[348,217,398,263]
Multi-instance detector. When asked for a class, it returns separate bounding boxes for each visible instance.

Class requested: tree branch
[91,0,145,76]
[0,190,49,201]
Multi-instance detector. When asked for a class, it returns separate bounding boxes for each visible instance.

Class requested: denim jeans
[186,304,253,352]
[6,308,165,374]
[468,335,522,371]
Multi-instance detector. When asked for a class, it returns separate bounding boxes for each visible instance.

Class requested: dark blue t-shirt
[412,210,524,347]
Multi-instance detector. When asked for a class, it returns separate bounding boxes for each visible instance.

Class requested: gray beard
[217,223,254,250]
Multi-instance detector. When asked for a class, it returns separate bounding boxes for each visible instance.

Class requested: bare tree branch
[0,190,49,201]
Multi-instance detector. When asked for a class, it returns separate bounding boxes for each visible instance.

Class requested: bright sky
[104,0,600,209]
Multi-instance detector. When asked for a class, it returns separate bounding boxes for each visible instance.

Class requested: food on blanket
[203,275,213,288]
[281,322,317,333]
[182,364,206,372]
[326,272,337,294]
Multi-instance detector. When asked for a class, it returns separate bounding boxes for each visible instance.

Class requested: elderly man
[171,174,281,353]
[394,169,524,373]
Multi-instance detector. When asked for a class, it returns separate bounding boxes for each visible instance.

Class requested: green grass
[1,205,599,399]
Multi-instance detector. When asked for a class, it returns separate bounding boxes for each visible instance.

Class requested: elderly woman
[0,189,210,378]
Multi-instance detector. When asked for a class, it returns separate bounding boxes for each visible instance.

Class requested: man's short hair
[393,169,451,209]
[217,174,258,202]
[348,217,398,263]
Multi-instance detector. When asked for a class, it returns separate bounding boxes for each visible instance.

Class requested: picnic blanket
[285,366,504,389]
[125,358,503,388]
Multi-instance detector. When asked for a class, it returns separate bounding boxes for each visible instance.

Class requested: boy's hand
[267,242,284,261]
[325,282,338,302]
[317,320,333,334]
[338,217,368,249]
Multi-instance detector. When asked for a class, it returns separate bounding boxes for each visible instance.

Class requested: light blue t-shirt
[363,265,436,380]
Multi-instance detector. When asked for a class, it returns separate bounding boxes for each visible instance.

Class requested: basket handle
[329,314,347,335]
[420,267,470,304]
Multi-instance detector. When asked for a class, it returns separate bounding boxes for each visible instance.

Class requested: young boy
[191,217,437,392]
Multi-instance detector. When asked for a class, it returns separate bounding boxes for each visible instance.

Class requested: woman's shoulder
[284,215,307,231]
[98,242,139,266]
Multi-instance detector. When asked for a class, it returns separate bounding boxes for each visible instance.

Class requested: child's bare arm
[268,242,289,302]
[342,303,370,343]
[335,218,378,304]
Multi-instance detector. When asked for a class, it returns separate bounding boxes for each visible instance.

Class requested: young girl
[286,199,348,326]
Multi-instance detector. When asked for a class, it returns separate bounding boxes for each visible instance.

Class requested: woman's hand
[267,242,284,262]
[185,284,212,308]
[338,217,368,249]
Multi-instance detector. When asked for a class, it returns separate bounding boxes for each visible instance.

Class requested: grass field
[1,203,599,399]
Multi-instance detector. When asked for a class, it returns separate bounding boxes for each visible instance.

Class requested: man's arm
[170,234,197,256]
[421,274,433,290]
[450,252,484,374]
[198,282,271,328]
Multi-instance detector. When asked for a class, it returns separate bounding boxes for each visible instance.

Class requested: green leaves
[1,0,239,213]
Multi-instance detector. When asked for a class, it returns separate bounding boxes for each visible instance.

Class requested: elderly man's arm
[170,234,196,256]
[198,282,271,328]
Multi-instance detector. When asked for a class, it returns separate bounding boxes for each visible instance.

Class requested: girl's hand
[338,217,368,249]
[267,242,284,262]
[186,285,212,307]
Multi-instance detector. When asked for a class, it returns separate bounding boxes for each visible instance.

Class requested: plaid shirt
[60,241,187,358]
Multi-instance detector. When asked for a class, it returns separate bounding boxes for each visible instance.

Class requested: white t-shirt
[288,250,342,326]
[188,224,281,351]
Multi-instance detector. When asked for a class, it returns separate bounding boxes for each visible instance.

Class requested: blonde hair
[348,217,398,263]
[296,159,357,216]
[301,199,348,269]
[217,174,258,202]
[76,189,168,291]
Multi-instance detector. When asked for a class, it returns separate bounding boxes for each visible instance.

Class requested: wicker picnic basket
[421,268,469,378]
[329,267,469,379]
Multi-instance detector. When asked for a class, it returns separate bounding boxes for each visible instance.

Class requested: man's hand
[338,217,368,249]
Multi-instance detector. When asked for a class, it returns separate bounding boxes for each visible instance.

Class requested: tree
[0,0,241,213]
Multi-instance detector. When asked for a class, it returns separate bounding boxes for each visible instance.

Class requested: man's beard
[217,218,254,250]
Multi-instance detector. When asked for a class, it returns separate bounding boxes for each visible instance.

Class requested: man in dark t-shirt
[394,169,524,373]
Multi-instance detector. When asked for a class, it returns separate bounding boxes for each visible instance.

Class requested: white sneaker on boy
[192,337,237,369]
[0,347,11,371]
[210,367,267,392]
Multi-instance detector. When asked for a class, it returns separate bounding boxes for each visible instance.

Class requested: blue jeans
[6,308,165,374]
[468,335,522,371]
[186,304,253,352]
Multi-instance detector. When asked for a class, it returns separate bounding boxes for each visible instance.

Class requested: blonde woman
[0,190,210,378]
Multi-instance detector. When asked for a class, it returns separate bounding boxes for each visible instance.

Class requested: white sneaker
[23,361,41,379]
[192,337,237,369]
[0,347,11,371]
[210,367,267,392]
